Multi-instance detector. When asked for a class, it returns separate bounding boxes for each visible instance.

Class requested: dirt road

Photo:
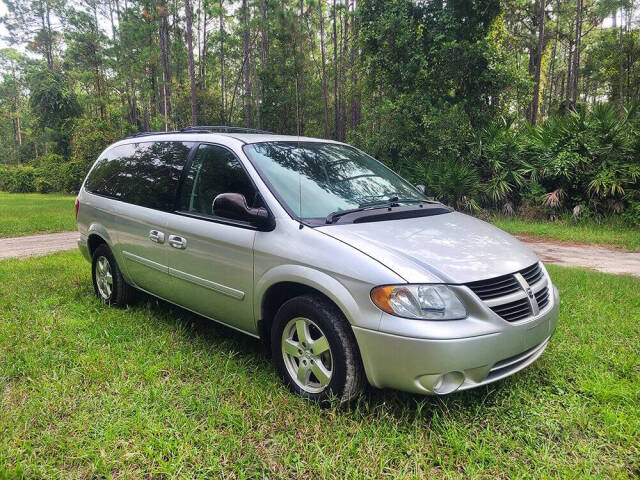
[0,232,78,260]
[515,235,640,277]
[0,231,639,277]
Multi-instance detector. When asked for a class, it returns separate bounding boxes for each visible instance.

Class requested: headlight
[371,285,467,320]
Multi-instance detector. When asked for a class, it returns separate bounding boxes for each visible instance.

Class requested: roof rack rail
[124,130,178,139]
[180,125,275,134]
[123,125,275,140]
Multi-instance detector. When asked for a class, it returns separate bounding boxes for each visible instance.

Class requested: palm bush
[468,119,530,209]
[416,160,482,212]
[466,103,640,219]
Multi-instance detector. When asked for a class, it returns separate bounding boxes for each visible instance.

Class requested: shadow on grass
[123,288,545,423]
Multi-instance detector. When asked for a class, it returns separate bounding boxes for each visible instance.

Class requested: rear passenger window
[118,141,193,210]
[85,141,194,211]
[84,144,135,198]
[179,144,259,217]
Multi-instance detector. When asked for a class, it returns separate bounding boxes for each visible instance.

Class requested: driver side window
[179,144,259,217]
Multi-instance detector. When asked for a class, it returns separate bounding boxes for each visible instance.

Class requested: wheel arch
[255,265,361,346]
[86,223,114,257]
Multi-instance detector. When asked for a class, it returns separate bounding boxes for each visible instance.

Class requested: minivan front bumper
[352,285,559,395]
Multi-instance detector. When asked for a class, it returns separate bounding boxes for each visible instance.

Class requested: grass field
[0,192,76,238]
[492,216,640,251]
[0,251,638,478]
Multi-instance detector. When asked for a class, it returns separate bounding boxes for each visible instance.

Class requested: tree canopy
[0,0,639,221]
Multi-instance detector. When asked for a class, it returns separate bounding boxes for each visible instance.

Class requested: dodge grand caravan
[76,127,559,402]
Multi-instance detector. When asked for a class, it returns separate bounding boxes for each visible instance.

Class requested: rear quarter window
[85,141,194,211]
[84,144,136,198]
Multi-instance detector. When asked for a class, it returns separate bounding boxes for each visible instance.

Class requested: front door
[165,144,260,334]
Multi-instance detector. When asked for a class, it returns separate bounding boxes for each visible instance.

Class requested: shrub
[0,160,86,194]
[71,117,131,170]
[416,160,482,211]
[468,103,640,219]
[31,153,66,168]
[0,166,36,193]
[34,176,55,193]
[622,201,640,226]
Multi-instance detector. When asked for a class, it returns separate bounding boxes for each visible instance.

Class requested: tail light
[75,197,79,220]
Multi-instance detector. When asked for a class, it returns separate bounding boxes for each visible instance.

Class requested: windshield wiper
[358,196,426,208]
[326,196,441,224]
[325,207,367,224]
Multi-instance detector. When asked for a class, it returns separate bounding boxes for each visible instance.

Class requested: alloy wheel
[281,317,333,393]
[95,255,113,300]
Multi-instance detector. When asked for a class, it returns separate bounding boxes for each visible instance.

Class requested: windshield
[243,142,427,219]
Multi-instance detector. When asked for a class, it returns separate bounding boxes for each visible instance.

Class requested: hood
[316,212,539,284]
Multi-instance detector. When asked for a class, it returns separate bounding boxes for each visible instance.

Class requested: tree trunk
[297,0,305,134]
[197,0,202,82]
[615,11,624,108]
[242,0,253,127]
[201,1,208,87]
[570,0,582,106]
[340,0,348,140]
[544,0,560,117]
[45,2,54,69]
[332,0,338,139]
[349,0,360,130]
[220,0,226,122]
[260,0,268,64]
[13,94,22,149]
[625,7,631,104]
[185,0,198,125]
[564,38,573,112]
[528,0,545,125]
[159,0,172,130]
[143,104,151,132]
[319,0,330,138]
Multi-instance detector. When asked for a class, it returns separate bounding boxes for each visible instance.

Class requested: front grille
[466,263,544,301]
[466,274,521,300]
[466,262,551,323]
[520,263,544,285]
[489,297,532,322]
[485,339,549,382]
[535,286,550,310]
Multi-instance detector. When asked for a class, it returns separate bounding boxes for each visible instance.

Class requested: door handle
[168,235,187,249]
[149,230,165,244]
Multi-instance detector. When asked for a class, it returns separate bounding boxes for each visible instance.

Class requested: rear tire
[271,294,366,403]
[91,244,133,307]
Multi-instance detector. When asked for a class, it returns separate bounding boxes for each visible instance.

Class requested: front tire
[271,294,366,403]
[91,244,133,307]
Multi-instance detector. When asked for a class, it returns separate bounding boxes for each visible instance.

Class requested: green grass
[0,192,76,238]
[491,216,640,251]
[0,251,638,478]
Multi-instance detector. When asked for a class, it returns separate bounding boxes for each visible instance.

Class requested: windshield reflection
[244,142,426,218]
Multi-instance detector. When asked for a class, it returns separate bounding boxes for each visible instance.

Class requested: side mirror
[416,184,426,194]
[213,193,273,230]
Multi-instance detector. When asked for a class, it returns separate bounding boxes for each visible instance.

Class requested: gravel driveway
[0,232,78,260]
[1,231,639,277]
[515,235,640,277]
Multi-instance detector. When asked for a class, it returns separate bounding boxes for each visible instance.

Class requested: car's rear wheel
[271,294,366,403]
[91,244,133,307]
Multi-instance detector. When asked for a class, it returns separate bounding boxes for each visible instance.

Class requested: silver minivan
[76,127,559,402]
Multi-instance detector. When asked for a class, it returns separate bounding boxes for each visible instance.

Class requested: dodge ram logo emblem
[526,287,534,298]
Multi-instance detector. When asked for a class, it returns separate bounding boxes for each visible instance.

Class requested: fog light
[432,371,465,395]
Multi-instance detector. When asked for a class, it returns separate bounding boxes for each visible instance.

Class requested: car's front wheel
[271,294,366,403]
[91,244,133,307]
